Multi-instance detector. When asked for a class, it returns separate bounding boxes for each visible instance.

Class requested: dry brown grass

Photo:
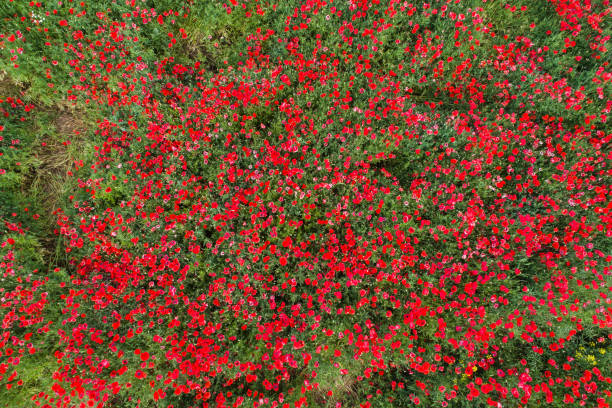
[311,369,358,407]
[25,109,87,226]
[0,69,28,100]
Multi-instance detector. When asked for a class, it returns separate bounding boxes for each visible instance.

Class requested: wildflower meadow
[0,0,610,407]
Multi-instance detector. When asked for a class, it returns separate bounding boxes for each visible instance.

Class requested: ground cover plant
[0,0,610,407]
